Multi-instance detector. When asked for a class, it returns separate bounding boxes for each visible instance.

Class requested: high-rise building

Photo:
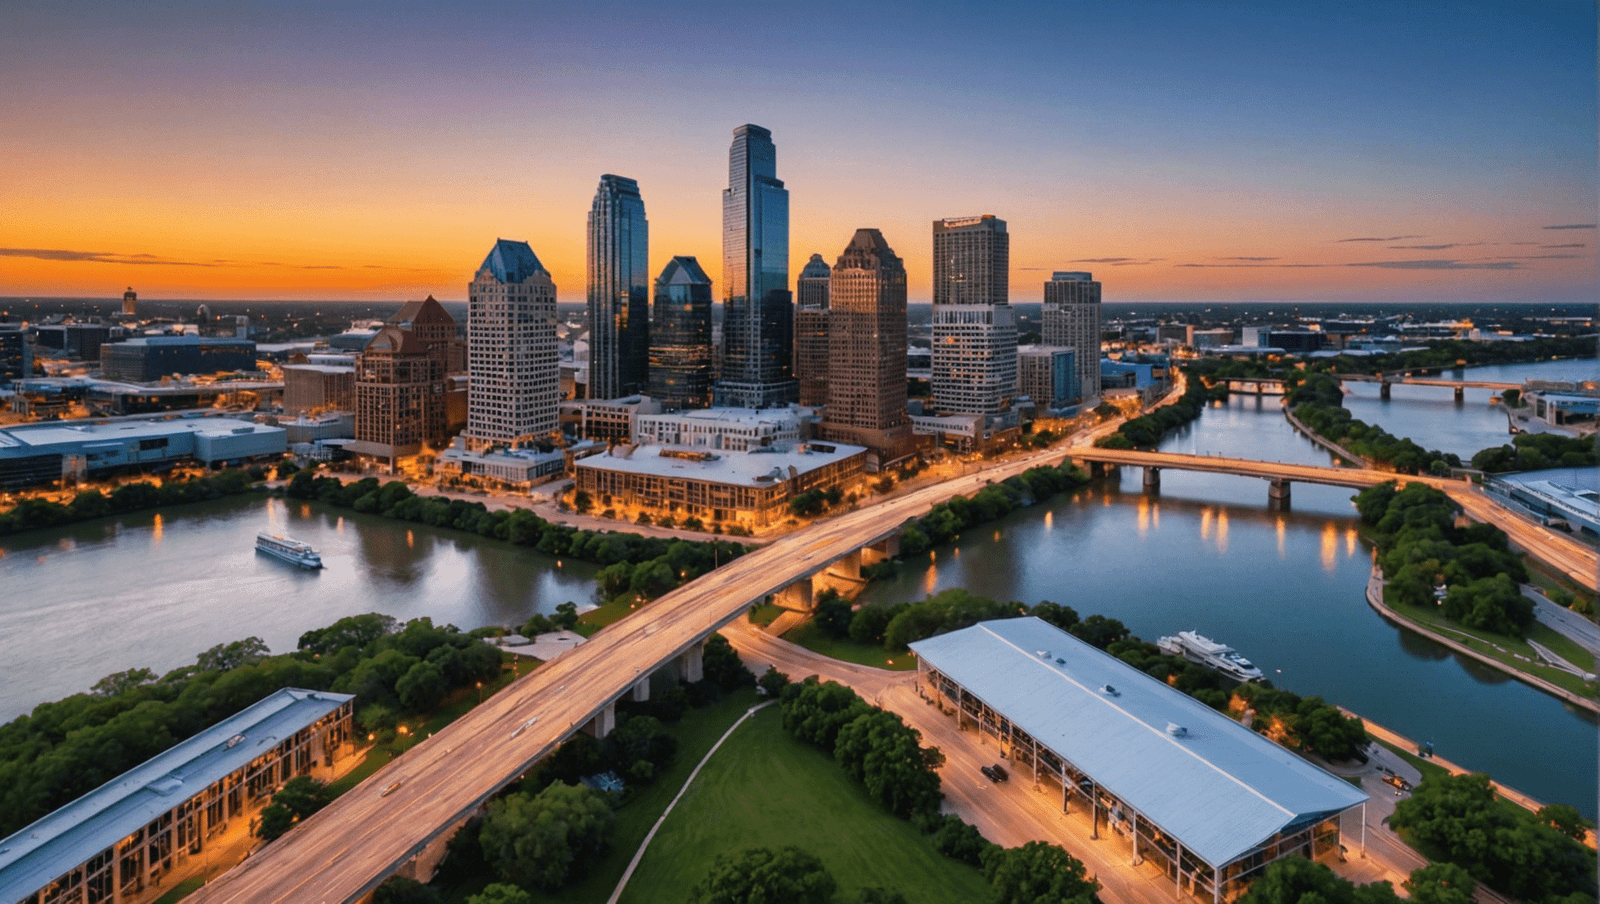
[715,124,795,408]
[821,230,913,461]
[466,239,558,449]
[1016,345,1078,412]
[389,296,465,374]
[931,215,1015,415]
[0,324,30,382]
[587,175,650,400]
[1042,271,1102,402]
[351,326,445,467]
[121,287,137,318]
[793,253,831,408]
[648,256,715,411]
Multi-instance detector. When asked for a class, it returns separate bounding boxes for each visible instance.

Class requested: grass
[1374,739,1451,784]
[1385,596,1596,698]
[151,877,205,904]
[747,603,784,627]
[780,620,919,672]
[617,707,993,904]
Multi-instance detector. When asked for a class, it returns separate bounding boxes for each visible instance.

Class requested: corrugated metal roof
[910,618,1366,867]
[0,688,352,902]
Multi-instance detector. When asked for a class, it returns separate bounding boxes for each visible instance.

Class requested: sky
[1,0,1594,306]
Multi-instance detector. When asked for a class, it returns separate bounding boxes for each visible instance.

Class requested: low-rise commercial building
[281,364,354,415]
[632,406,801,451]
[0,688,354,904]
[574,441,866,528]
[911,618,1367,903]
[435,438,566,490]
[0,415,287,489]
[99,337,258,382]
[559,395,662,443]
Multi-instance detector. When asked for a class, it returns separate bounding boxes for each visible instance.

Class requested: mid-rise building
[99,336,257,382]
[932,216,1015,415]
[587,175,650,400]
[633,406,802,451]
[35,323,114,362]
[121,286,137,318]
[350,326,446,467]
[649,256,715,411]
[389,296,465,375]
[1042,271,1102,403]
[820,229,914,462]
[793,253,831,408]
[715,124,795,408]
[282,363,355,415]
[1016,345,1078,412]
[466,239,559,449]
[0,324,31,382]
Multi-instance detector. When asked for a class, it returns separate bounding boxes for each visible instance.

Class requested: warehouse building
[0,415,286,489]
[0,688,354,904]
[910,618,1367,903]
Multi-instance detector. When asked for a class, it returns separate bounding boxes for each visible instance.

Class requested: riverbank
[1282,401,1368,466]
[1363,563,1597,714]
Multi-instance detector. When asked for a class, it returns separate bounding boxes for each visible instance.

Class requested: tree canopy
[479,781,615,891]
[981,840,1099,904]
[686,846,837,904]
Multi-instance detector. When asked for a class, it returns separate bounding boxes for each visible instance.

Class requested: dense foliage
[1389,773,1595,903]
[0,468,259,536]
[1288,372,1459,475]
[286,472,748,604]
[687,846,838,904]
[1094,368,1212,449]
[779,678,943,819]
[1237,856,1400,904]
[1355,482,1533,637]
[980,840,1099,904]
[897,463,1089,557]
[256,775,333,841]
[1310,336,1595,376]
[0,612,500,837]
[1471,432,1599,473]
[478,781,615,891]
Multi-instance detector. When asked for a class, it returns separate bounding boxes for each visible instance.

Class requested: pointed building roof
[478,240,547,284]
[799,253,832,280]
[835,228,901,271]
[390,295,455,328]
[362,325,426,356]
[657,256,711,286]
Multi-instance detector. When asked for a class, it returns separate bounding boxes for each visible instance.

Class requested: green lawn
[780,620,919,671]
[1385,598,1596,698]
[617,707,993,904]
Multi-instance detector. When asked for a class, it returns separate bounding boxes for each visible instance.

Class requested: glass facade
[717,124,795,407]
[649,256,714,410]
[587,175,650,400]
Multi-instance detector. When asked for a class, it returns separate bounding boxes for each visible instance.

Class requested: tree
[479,782,614,891]
[981,841,1098,904]
[91,668,157,697]
[601,715,677,780]
[687,846,837,904]
[573,490,593,513]
[197,637,271,672]
[780,678,871,751]
[371,877,444,904]
[757,666,790,698]
[1239,856,1358,904]
[814,591,855,639]
[395,660,448,711]
[256,776,332,841]
[1404,863,1476,904]
[466,884,534,904]
[1537,803,1594,841]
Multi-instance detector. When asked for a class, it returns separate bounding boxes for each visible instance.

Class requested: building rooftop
[0,688,353,903]
[910,618,1367,868]
[576,441,865,487]
[638,407,800,427]
[479,239,547,285]
[0,416,281,453]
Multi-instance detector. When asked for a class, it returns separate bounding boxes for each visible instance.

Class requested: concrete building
[99,337,257,382]
[1042,271,1102,403]
[911,618,1367,903]
[0,688,354,904]
[820,229,914,464]
[389,296,465,376]
[560,395,662,443]
[793,253,831,408]
[633,406,802,451]
[466,239,559,450]
[715,124,796,408]
[121,286,138,318]
[587,175,651,400]
[35,324,113,362]
[932,216,1015,415]
[1016,345,1078,412]
[435,440,566,490]
[0,415,287,488]
[648,256,715,411]
[281,364,354,415]
[574,440,866,529]
[0,324,31,382]
[1190,328,1233,349]
[349,326,446,467]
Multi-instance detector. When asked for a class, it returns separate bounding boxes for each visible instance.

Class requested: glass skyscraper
[587,174,649,400]
[649,256,714,411]
[715,124,795,408]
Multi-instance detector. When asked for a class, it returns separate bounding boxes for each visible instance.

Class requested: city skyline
[0,1,1594,305]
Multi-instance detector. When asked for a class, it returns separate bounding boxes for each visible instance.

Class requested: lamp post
[476,681,483,705]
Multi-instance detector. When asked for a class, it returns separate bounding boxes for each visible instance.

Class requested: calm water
[862,367,1597,816]
[1342,357,1598,458]
[0,495,597,721]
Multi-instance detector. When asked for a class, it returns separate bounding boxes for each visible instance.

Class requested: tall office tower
[931,215,1016,415]
[0,324,30,381]
[793,253,831,407]
[389,295,464,374]
[353,325,446,467]
[648,256,715,411]
[1042,270,1103,402]
[715,124,795,408]
[121,287,137,317]
[466,239,559,449]
[821,229,913,459]
[587,175,650,400]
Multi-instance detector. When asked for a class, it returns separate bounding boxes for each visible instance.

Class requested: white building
[633,406,802,451]
[466,240,559,450]
[932,216,1016,416]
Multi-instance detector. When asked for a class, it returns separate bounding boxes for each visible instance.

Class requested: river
[0,495,597,721]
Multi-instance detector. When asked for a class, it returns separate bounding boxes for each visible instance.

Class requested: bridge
[1220,373,1520,402]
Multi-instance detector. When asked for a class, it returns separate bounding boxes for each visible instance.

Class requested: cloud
[1387,242,1486,251]
[0,248,218,267]
[1541,243,1587,249]
[1345,259,1521,270]
[1068,257,1165,266]
[1335,235,1425,243]
[1174,262,1323,269]
[1543,223,1596,230]
[1216,256,1278,262]
[1522,254,1582,260]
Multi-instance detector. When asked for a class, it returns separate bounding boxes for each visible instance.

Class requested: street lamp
[476,681,483,704]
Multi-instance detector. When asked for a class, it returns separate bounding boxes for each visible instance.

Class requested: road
[187,436,1103,902]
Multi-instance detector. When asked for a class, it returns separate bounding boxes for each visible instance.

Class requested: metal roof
[910,618,1366,868]
[0,688,352,902]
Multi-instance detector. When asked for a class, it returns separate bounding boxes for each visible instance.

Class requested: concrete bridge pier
[1268,478,1291,511]
[587,701,616,739]
[1142,466,1160,494]
[829,549,862,580]
[861,534,899,565]
[1379,381,1391,400]
[1087,461,1118,479]
[676,641,705,683]
[1454,385,1464,403]
[775,577,814,611]
[393,816,471,885]
[629,677,650,702]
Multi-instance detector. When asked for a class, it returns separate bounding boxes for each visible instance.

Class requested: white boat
[256,533,323,569]
[1156,630,1263,682]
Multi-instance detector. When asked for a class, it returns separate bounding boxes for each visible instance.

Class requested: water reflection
[1320,522,1338,573]
[151,513,163,545]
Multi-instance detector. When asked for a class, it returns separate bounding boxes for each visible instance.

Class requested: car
[1381,773,1412,793]
[989,763,1008,782]
[980,765,1001,783]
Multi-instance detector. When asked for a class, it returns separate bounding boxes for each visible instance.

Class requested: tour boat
[256,533,323,569]
[1156,630,1263,682]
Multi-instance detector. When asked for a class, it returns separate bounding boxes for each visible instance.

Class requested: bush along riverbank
[1092,367,1217,450]
[893,462,1090,561]
[1285,372,1460,475]
[0,467,264,536]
